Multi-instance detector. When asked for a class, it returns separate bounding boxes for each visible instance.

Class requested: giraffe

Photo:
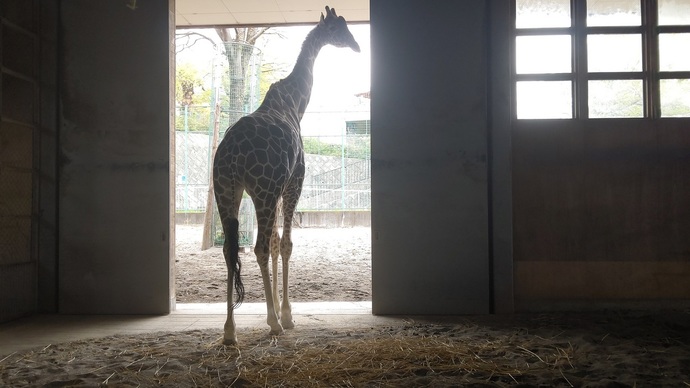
[212,6,360,345]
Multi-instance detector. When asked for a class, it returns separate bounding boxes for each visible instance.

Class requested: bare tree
[176,31,218,54]
[175,31,219,107]
[200,28,270,250]
[215,27,270,125]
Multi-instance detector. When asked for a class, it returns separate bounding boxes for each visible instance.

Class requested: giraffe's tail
[224,218,245,308]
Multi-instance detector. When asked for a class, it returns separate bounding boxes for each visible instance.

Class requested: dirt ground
[175,224,372,304]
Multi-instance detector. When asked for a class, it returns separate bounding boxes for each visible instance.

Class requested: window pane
[659,33,690,71]
[587,0,641,26]
[516,35,572,74]
[659,0,690,26]
[517,81,572,119]
[587,34,642,72]
[589,80,643,118]
[516,0,571,28]
[660,79,690,117]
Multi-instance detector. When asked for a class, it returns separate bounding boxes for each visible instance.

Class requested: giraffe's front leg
[279,229,294,329]
[270,226,281,319]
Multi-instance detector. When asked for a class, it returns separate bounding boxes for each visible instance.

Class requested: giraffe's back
[214,112,304,197]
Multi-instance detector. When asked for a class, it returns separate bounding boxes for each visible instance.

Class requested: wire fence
[174,106,371,214]
[174,41,372,245]
[298,148,371,211]
[175,38,371,246]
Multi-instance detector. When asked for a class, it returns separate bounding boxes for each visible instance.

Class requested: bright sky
[258,24,370,105]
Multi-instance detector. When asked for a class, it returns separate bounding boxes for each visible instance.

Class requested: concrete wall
[294,211,371,228]
[177,211,371,228]
[371,0,491,315]
[58,0,174,314]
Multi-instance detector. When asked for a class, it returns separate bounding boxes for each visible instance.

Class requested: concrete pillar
[58,0,175,314]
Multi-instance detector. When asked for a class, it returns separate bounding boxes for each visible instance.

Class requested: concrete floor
[0,302,402,356]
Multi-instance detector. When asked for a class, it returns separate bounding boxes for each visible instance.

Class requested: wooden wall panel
[0,0,39,322]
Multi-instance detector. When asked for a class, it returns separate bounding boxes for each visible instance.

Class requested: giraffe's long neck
[291,27,326,86]
[263,25,327,122]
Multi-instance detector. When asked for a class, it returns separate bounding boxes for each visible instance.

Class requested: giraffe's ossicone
[212,6,360,345]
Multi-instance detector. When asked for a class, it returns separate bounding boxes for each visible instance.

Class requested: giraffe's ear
[320,12,325,23]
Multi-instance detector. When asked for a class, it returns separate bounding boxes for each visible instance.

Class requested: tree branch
[175,31,218,54]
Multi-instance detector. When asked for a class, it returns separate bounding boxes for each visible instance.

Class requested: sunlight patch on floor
[174,301,372,315]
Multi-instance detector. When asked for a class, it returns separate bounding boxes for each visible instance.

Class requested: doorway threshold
[175,301,372,315]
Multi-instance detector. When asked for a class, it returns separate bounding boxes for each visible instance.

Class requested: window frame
[512,0,690,120]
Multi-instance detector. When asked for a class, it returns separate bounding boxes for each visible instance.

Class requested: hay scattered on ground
[2,311,689,387]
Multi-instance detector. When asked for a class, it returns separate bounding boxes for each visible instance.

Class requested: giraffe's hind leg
[253,196,284,336]
[278,180,303,330]
[214,183,244,345]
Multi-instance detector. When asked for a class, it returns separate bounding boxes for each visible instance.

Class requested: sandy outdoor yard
[175,224,372,304]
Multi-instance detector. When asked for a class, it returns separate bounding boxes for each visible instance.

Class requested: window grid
[513,0,690,119]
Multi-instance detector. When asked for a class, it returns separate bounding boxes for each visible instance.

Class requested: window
[346,120,371,135]
[514,0,690,119]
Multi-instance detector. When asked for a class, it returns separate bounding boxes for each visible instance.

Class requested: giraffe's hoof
[269,326,284,336]
[223,336,238,346]
[281,314,295,329]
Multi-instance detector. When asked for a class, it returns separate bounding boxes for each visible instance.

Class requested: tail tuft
[226,218,244,308]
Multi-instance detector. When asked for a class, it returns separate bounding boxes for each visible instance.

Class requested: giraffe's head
[319,6,361,53]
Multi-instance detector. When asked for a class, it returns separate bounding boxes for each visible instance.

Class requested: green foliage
[303,136,370,159]
[303,137,341,156]
[175,62,215,132]
[344,136,371,159]
[176,63,212,106]
[589,80,643,118]
[660,79,690,117]
[175,105,213,132]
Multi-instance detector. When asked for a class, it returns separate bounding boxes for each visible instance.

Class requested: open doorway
[172,24,372,309]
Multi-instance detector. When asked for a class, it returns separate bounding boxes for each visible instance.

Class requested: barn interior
[1,0,689,378]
